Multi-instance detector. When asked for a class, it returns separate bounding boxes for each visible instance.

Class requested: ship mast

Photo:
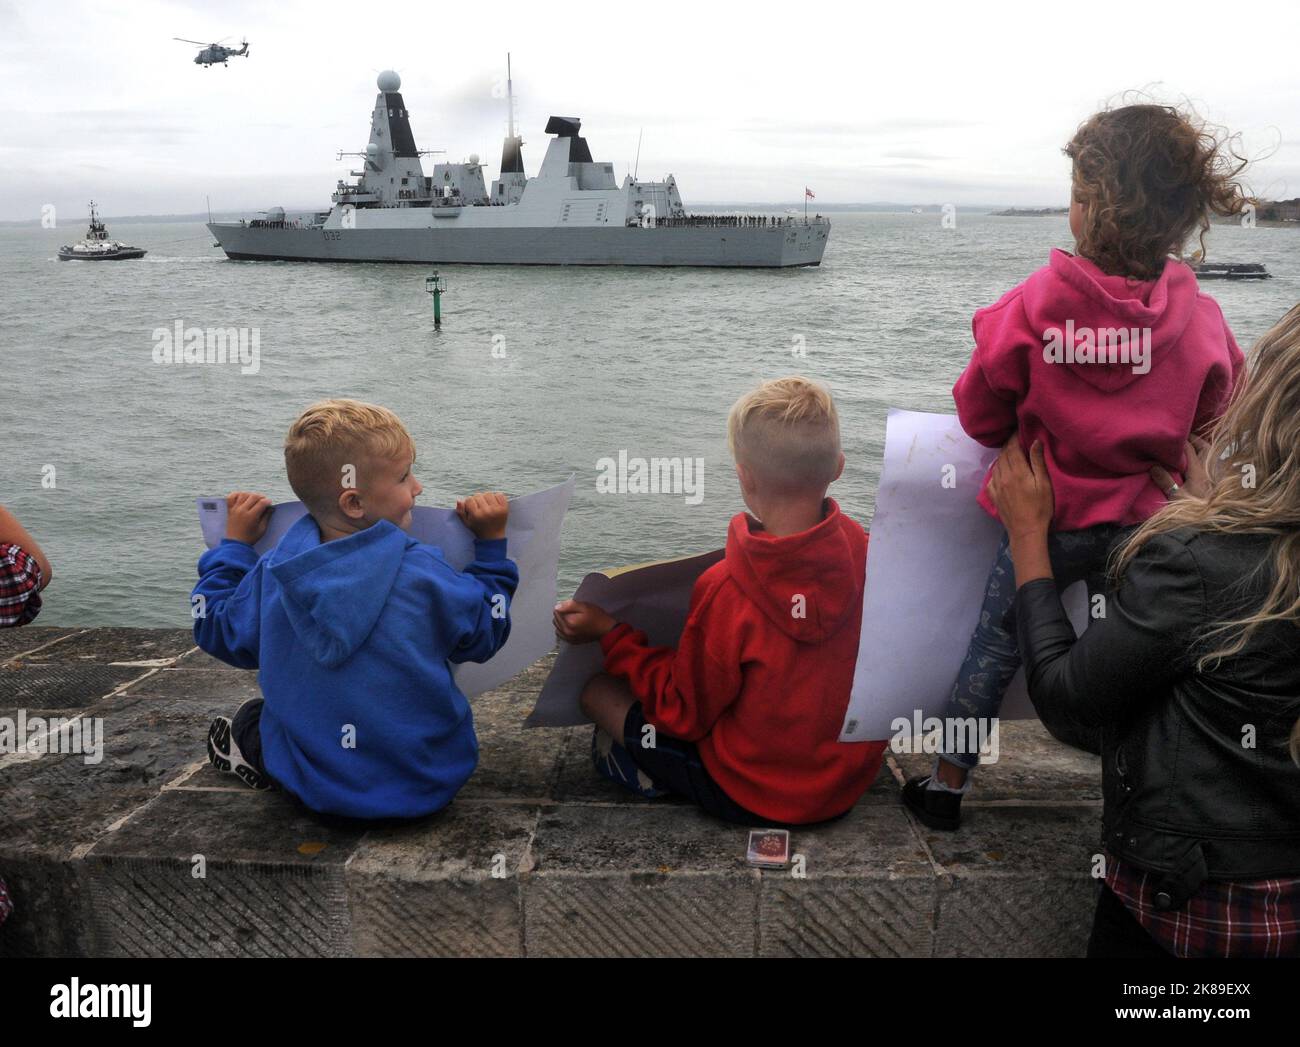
[493,53,526,195]
[507,52,516,140]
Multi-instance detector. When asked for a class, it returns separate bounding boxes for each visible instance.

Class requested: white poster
[196,475,576,696]
[839,410,1087,742]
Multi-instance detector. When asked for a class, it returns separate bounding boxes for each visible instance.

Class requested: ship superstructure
[209,67,828,267]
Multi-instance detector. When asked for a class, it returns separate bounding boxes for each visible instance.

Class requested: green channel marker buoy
[425,273,445,326]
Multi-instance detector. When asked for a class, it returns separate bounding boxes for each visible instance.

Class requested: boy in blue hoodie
[193,399,518,820]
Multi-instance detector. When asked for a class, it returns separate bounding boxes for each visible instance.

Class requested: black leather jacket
[1017,527,1300,909]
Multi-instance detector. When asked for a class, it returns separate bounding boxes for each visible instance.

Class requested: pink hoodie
[954,249,1244,531]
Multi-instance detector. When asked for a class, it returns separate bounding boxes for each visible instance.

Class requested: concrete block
[758,805,937,957]
[83,790,366,957]
[119,668,261,703]
[0,662,151,710]
[346,802,539,957]
[925,806,1103,957]
[70,694,220,786]
[18,628,195,665]
[524,804,760,957]
[0,627,81,662]
[172,648,241,671]
[0,856,94,958]
[458,684,567,802]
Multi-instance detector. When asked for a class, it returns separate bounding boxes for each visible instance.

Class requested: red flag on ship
[805,187,815,199]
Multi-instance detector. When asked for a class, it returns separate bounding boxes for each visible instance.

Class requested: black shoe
[902,774,962,831]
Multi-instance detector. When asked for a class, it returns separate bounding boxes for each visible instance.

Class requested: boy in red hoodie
[553,376,885,826]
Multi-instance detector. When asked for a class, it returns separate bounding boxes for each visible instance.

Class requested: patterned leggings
[939,524,1125,770]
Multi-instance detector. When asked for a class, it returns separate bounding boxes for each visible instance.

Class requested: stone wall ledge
[0,627,1104,957]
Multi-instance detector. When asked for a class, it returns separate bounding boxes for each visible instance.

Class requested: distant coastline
[990,207,1069,217]
[993,198,1300,227]
[1210,196,1300,227]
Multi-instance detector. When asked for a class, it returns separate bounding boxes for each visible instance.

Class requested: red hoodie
[599,499,885,824]
[954,249,1244,531]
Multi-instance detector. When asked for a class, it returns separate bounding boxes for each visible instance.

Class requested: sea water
[2,212,1295,626]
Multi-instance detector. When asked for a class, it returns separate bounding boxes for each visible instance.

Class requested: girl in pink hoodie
[904,104,1248,830]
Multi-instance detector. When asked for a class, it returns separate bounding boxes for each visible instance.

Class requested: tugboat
[58,202,147,261]
[1189,261,1271,281]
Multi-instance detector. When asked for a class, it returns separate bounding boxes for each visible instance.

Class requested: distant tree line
[1252,198,1300,221]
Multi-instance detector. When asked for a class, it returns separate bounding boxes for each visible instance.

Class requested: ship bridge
[332,70,439,209]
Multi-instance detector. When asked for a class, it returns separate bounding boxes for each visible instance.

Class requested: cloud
[880,149,960,161]
[0,0,1297,219]
[1,109,198,142]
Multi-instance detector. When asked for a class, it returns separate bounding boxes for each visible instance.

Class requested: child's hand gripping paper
[225,491,273,546]
[553,599,617,644]
[455,491,509,541]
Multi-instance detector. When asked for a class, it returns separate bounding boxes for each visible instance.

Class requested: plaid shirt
[0,542,43,627]
[1107,851,1300,958]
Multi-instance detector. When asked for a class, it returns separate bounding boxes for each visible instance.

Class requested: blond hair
[284,399,415,517]
[1115,303,1300,685]
[727,376,842,493]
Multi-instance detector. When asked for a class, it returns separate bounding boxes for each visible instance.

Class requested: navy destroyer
[209,68,828,267]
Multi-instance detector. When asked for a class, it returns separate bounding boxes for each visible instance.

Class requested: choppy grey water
[4,212,1297,627]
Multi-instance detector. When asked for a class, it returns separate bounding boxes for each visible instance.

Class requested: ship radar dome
[468,153,480,165]
[377,70,401,92]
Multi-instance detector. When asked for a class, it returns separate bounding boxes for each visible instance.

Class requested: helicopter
[174,37,250,67]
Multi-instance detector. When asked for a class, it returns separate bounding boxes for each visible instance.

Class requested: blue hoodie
[192,515,518,819]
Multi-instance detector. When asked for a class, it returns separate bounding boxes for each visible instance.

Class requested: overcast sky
[1,0,1297,220]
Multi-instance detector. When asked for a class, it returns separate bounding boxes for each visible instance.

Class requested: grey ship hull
[208,220,828,267]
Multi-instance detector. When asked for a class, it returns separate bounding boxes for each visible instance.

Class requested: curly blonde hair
[1065,103,1249,279]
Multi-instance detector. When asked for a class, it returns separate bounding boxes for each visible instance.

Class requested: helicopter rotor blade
[174,37,207,45]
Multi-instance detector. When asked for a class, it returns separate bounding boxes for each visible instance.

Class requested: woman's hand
[1150,437,1212,501]
[987,438,1055,540]
[987,438,1055,586]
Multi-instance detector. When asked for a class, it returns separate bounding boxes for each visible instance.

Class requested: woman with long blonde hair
[988,302,1300,958]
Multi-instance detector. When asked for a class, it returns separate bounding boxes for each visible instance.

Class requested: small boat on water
[58,202,147,261]
[1189,261,1270,280]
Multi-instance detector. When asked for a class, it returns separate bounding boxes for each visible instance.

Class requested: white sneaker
[207,713,271,791]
